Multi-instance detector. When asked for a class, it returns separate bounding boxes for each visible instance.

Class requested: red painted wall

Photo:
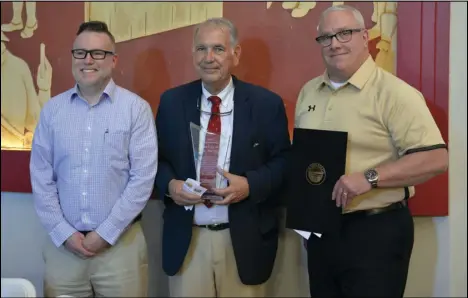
[397,2,449,216]
[1,2,449,216]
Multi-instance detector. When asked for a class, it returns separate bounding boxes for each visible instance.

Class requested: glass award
[190,122,231,201]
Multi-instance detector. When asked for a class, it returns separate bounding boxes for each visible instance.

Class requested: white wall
[0,194,170,297]
[1,2,466,297]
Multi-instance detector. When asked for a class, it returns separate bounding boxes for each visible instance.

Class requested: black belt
[193,223,229,231]
[343,201,407,218]
[79,213,142,236]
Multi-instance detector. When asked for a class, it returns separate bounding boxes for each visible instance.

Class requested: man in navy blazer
[155,17,291,297]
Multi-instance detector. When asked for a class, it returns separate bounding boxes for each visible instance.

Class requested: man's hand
[168,179,204,206]
[82,231,110,254]
[211,170,250,205]
[64,232,95,258]
[332,172,372,208]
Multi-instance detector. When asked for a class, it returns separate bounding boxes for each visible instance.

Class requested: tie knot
[208,96,222,107]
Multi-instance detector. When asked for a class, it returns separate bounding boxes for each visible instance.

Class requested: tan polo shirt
[295,56,446,213]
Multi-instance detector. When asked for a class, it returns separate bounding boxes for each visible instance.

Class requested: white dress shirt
[193,78,234,225]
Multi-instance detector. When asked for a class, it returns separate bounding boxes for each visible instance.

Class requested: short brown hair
[76,21,115,44]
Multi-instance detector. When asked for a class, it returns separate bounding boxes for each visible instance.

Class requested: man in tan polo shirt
[295,5,448,297]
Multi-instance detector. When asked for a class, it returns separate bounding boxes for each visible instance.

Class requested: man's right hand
[168,179,204,206]
[64,232,96,258]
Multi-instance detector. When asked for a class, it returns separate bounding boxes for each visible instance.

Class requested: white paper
[294,229,311,239]
[294,229,322,239]
[183,178,206,211]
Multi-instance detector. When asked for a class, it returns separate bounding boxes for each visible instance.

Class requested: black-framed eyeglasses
[71,49,115,60]
[315,28,364,47]
[197,97,233,116]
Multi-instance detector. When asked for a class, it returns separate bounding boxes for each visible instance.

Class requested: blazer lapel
[183,81,202,178]
[230,78,251,175]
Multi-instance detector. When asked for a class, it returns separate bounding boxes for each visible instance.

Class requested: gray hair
[317,5,365,31]
[193,17,239,47]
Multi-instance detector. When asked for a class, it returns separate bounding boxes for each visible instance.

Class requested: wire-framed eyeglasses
[197,96,233,116]
[71,49,115,60]
[315,28,364,47]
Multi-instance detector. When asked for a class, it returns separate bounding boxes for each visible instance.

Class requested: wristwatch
[364,169,379,188]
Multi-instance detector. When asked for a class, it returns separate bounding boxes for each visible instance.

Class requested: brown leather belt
[79,213,142,236]
[193,223,230,231]
[343,201,407,218]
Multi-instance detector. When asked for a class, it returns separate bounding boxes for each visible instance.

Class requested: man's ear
[362,29,369,48]
[112,54,118,68]
[233,44,241,66]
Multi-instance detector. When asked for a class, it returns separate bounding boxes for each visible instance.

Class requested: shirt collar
[316,55,376,91]
[70,78,117,103]
[201,77,234,108]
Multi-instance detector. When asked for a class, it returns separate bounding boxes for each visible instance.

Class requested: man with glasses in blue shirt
[30,21,157,297]
[155,17,291,297]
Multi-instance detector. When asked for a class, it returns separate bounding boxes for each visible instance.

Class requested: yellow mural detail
[267,2,344,18]
[84,2,223,43]
[1,30,52,150]
[266,2,397,74]
[368,2,397,75]
[1,1,38,39]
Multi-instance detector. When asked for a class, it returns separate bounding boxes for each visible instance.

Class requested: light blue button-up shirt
[30,79,158,247]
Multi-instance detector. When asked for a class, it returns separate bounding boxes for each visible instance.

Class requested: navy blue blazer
[155,76,291,285]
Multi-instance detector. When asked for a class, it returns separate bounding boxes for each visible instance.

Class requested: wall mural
[2,1,38,38]
[1,1,52,150]
[0,1,449,217]
[0,1,396,151]
[84,2,223,43]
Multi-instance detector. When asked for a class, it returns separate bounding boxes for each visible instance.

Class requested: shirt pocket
[104,131,130,161]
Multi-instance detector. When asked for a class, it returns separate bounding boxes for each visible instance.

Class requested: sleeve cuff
[95,219,124,246]
[49,221,77,247]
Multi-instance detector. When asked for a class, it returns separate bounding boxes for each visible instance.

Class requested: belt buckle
[366,208,383,216]
[208,223,220,230]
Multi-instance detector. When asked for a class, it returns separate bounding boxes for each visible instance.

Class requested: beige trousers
[42,222,148,297]
[169,209,310,298]
[169,227,266,297]
[264,214,310,297]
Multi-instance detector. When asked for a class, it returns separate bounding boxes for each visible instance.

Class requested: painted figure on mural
[368,2,397,74]
[1,1,38,38]
[1,29,52,149]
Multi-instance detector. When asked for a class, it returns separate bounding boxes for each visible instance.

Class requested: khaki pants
[169,227,266,297]
[264,218,310,297]
[42,222,148,297]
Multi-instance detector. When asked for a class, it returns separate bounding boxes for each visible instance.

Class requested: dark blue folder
[285,128,348,235]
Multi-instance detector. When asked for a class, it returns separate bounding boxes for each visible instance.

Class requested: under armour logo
[308,105,316,112]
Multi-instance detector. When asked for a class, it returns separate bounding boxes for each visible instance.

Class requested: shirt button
[82,192,87,196]
[83,169,87,173]
[328,106,333,110]
[85,148,89,152]
[87,126,91,130]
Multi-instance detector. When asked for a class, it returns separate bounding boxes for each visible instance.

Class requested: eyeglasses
[71,49,115,60]
[197,97,233,116]
[315,29,363,47]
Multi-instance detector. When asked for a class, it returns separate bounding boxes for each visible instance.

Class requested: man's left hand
[332,172,372,208]
[82,231,110,254]
[210,169,250,205]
